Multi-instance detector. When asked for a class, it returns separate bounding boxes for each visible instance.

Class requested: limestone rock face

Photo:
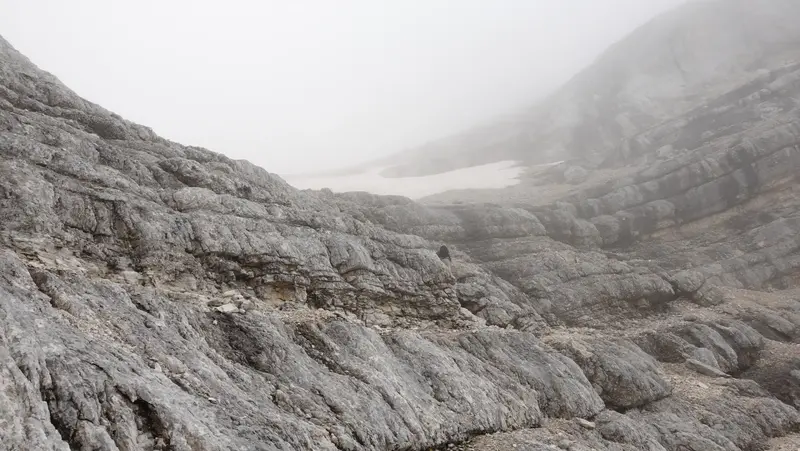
[0,35,607,450]
[545,333,672,409]
[3,1,800,448]
[0,248,607,450]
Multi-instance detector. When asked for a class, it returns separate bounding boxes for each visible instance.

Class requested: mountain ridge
[373,0,800,179]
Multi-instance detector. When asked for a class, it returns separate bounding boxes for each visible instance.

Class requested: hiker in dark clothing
[437,245,451,263]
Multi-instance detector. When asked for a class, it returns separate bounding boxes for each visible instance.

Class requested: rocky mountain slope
[376,0,800,178]
[2,4,800,450]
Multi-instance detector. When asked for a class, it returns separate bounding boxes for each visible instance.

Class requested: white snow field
[282,160,528,199]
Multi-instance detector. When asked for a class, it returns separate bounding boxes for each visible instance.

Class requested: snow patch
[283,160,527,199]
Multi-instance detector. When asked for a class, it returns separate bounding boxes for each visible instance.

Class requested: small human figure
[437,245,451,263]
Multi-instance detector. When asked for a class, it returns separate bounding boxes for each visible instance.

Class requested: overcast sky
[1,0,682,175]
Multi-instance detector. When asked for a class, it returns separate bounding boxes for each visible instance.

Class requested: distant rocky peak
[373,0,800,178]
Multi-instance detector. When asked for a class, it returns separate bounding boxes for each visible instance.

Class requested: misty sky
[1,0,683,175]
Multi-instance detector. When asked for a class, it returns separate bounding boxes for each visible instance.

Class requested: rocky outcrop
[334,58,800,324]
[544,333,672,409]
[0,35,612,450]
[1,245,609,450]
[0,32,468,329]
[322,26,800,448]
[634,316,764,375]
[741,341,800,409]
